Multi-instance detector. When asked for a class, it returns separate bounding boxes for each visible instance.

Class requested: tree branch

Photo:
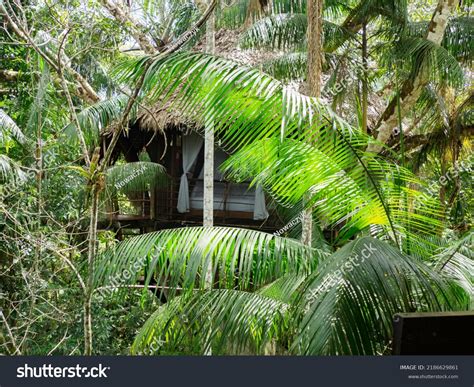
[0,0,100,104]
[99,0,156,54]
[367,0,460,153]
[100,0,219,169]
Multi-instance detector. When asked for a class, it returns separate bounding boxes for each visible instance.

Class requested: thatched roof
[136,28,278,133]
[137,95,199,132]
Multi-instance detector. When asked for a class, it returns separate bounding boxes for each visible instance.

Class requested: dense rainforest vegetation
[0,0,472,355]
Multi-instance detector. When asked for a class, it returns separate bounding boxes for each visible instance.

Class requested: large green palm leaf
[112,51,358,153]
[93,226,324,294]
[432,232,473,301]
[222,137,445,251]
[131,236,468,355]
[293,236,467,355]
[132,289,289,355]
[239,14,353,52]
[105,161,168,194]
[64,94,138,146]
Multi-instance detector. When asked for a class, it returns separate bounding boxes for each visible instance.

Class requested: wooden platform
[99,214,281,235]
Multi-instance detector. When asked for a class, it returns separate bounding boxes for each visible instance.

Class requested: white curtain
[177,132,203,213]
[253,184,269,220]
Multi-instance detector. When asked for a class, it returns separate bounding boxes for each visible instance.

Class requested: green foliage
[1,0,472,357]
[105,161,168,194]
[129,237,470,355]
[223,136,445,252]
[93,226,322,294]
[0,108,27,145]
[263,52,308,81]
[295,237,466,355]
[132,290,289,355]
[64,95,138,146]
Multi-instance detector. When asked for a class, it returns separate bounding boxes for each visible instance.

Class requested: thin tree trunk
[203,127,214,230]
[361,20,368,133]
[307,0,323,97]
[301,0,323,246]
[367,0,459,153]
[83,175,101,355]
[203,0,216,356]
[203,2,215,230]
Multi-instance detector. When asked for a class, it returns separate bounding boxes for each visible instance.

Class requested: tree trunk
[100,0,156,54]
[245,0,271,27]
[307,0,323,97]
[203,0,216,356]
[367,0,459,153]
[361,21,368,133]
[203,1,215,230]
[84,181,101,355]
[301,0,323,246]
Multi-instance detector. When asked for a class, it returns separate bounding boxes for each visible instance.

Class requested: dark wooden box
[392,311,474,355]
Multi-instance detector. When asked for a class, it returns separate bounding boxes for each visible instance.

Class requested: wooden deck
[103,177,284,234]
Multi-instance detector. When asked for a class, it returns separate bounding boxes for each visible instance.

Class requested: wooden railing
[112,177,258,221]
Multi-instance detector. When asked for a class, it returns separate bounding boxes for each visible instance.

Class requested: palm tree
[67,0,473,354]
[367,0,462,153]
[301,0,324,246]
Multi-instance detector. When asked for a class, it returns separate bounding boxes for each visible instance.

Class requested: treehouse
[99,30,285,234]
[104,123,282,232]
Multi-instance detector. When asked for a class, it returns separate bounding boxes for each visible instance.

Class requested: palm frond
[222,137,445,250]
[113,51,352,152]
[433,232,474,299]
[263,52,307,81]
[105,161,168,194]
[132,289,289,355]
[239,13,307,50]
[93,226,324,294]
[0,154,28,182]
[442,17,474,63]
[406,17,474,63]
[218,0,251,28]
[0,109,27,145]
[63,94,137,146]
[239,14,353,52]
[293,237,467,355]
[257,273,306,303]
[342,0,407,34]
[25,60,53,139]
[113,51,451,253]
[219,0,308,29]
[387,37,465,89]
